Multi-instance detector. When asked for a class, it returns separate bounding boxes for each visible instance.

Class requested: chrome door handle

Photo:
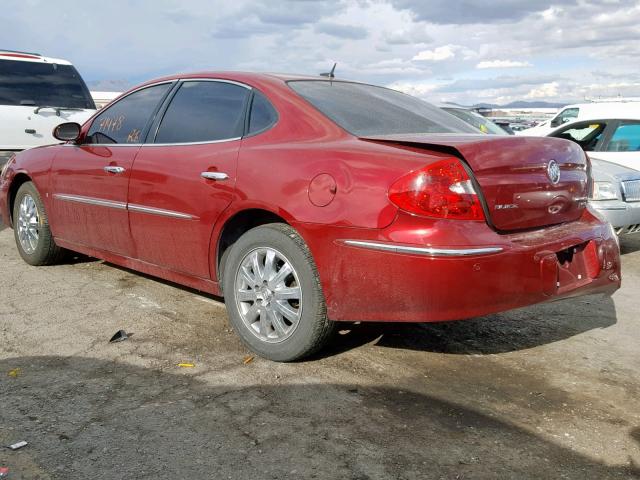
[104,166,125,174]
[201,172,229,181]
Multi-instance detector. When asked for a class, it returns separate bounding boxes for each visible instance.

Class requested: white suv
[0,50,96,165]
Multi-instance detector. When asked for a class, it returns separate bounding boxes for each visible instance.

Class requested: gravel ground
[0,222,639,479]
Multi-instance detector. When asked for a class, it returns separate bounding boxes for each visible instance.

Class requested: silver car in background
[588,158,640,235]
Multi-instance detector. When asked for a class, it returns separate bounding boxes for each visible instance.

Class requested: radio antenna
[320,63,337,79]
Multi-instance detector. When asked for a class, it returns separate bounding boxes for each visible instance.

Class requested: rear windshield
[0,59,95,109]
[288,80,477,136]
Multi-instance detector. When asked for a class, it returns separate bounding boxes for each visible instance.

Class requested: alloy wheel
[234,247,303,343]
[17,194,40,254]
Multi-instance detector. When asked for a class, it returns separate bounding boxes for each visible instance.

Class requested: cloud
[383,26,433,45]
[1,0,640,106]
[413,45,456,61]
[389,0,569,24]
[525,81,560,98]
[314,22,368,40]
[476,60,533,69]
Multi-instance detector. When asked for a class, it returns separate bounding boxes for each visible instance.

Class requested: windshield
[0,59,95,109]
[443,107,508,135]
[288,80,478,136]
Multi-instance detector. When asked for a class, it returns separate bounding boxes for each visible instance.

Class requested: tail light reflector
[388,158,485,221]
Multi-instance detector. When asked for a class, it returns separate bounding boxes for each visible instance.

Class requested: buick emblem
[547,160,561,185]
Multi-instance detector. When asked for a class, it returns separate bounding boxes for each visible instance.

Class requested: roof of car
[135,71,361,87]
[0,50,72,65]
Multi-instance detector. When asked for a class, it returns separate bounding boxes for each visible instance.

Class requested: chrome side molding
[128,204,196,220]
[52,193,126,210]
[341,240,504,257]
[54,194,195,220]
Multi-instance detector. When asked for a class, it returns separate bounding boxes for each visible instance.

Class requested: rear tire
[13,182,65,266]
[222,223,335,362]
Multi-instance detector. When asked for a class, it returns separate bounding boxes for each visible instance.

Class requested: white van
[0,50,96,163]
[518,101,640,136]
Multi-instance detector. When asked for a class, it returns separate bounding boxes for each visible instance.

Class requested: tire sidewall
[222,225,325,362]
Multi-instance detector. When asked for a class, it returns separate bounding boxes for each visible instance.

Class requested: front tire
[13,182,65,266]
[222,223,335,362]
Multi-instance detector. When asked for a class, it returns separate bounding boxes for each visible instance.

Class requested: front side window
[0,59,95,109]
[155,81,250,144]
[86,83,172,144]
[605,122,640,152]
[288,80,477,137]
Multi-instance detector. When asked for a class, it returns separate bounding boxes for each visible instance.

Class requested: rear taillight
[388,157,485,221]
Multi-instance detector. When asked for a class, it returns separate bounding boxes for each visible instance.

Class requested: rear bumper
[298,211,621,323]
[591,200,640,234]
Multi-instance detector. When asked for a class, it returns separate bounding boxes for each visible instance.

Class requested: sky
[2,0,640,106]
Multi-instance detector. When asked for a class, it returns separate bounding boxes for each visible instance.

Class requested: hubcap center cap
[255,286,273,306]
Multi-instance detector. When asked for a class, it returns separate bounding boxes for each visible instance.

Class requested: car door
[50,82,174,255]
[127,79,251,278]
[592,121,640,171]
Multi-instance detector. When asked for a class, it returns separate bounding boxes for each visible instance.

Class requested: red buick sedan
[0,72,621,361]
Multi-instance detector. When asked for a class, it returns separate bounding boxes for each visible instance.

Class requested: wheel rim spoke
[251,251,263,283]
[235,246,303,344]
[273,300,300,323]
[274,286,301,301]
[269,262,292,289]
[269,309,288,336]
[237,289,257,302]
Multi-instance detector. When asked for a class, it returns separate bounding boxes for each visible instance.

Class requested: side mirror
[550,118,561,128]
[53,122,81,142]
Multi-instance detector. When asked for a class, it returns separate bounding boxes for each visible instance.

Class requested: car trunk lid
[361,134,589,231]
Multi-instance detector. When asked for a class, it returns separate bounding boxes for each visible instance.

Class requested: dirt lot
[0,223,639,479]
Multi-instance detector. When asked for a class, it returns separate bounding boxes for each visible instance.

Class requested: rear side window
[248,91,278,135]
[86,83,172,144]
[155,81,250,144]
[605,123,640,152]
[288,80,477,136]
[0,59,95,109]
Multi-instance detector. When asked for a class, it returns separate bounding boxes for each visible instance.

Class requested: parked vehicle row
[519,101,640,136]
[0,72,621,361]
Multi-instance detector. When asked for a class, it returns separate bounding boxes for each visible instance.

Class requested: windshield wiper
[33,106,86,116]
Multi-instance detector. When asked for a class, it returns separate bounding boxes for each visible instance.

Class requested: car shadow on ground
[0,356,637,479]
[320,294,617,357]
